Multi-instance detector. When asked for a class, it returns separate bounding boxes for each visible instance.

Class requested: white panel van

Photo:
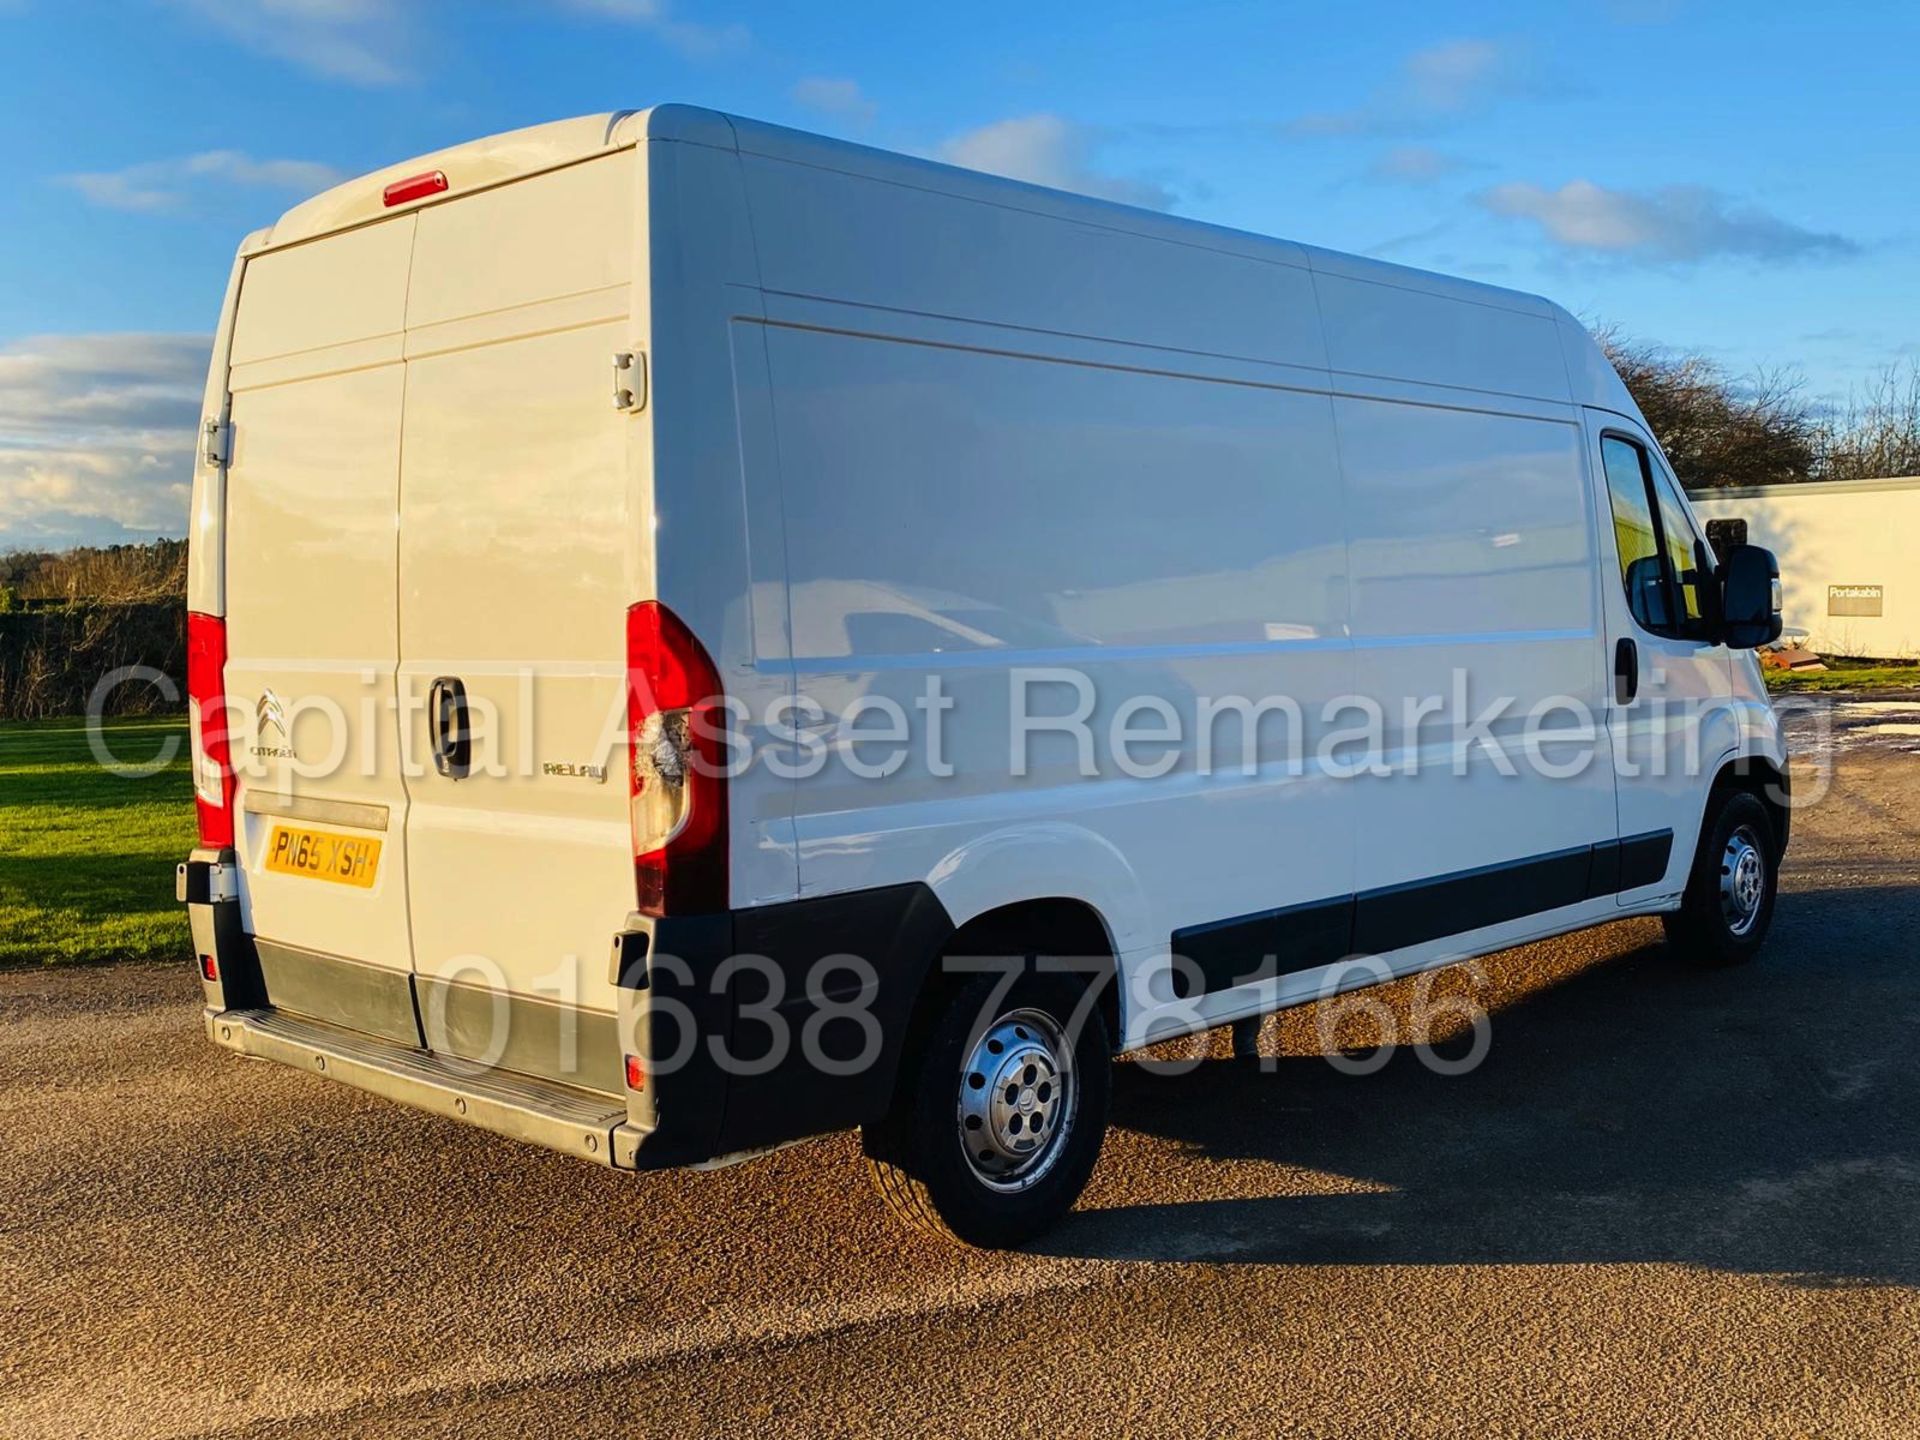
[180,107,1791,1246]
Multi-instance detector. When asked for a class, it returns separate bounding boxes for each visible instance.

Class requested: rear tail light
[186,612,235,848]
[199,954,219,982]
[625,601,728,916]
[623,1053,646,1091]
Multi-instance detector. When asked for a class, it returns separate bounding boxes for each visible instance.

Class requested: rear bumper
[205,1005,641,1167]
[185,849,954,1173]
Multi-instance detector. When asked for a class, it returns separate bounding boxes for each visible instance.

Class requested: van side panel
[730,139,1359,982]
[735,138,1624,1049]
[1312,270,1567,401]
[222,216,419,1014]
[1331,392,1615,896]
[645,128,799,913]
[734,148,1328,372]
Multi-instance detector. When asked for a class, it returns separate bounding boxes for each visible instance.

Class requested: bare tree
[1594,327,1819,491]
[1814,361,1920,482]
[1594,326,1920,489]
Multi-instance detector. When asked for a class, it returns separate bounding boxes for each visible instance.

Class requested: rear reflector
[382,169,448,207]
[623,1054,646,1091]
[199,954,219,982]
[186,612,235,848]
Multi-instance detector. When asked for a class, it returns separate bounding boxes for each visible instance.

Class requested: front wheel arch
[1710,753,1791,855]
[1664,787,1781,966]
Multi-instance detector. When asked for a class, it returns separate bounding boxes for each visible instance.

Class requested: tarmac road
[3,704,1917,1439]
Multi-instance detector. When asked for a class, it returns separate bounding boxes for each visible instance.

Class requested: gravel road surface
[3,705,1916,1438]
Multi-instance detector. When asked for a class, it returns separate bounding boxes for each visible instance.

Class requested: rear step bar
[205,1007,643,1168]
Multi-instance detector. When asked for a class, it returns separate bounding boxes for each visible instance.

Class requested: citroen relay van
[180,106,1789,1247]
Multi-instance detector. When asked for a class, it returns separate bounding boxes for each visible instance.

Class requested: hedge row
[0,601,186,719]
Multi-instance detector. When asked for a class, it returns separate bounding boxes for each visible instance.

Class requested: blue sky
[3,0,1915,548]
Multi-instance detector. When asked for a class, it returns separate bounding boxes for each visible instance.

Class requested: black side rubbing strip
[1585,841,1623,900]
[1617,829,1674,889]
[1351,843,1593,957]
[1169,896,1354,1000]
[1170,829,1678,998]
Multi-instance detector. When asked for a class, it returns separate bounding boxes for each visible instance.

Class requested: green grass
[0,717,195,966]
[1765,663,1920,693]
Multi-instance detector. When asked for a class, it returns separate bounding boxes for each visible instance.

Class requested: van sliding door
[1334,396,1618,948]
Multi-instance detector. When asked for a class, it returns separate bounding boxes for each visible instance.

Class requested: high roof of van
[249,104,1633,416]
[252,105,1529,318]
[252,111,645,251]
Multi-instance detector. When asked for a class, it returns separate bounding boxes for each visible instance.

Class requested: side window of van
[1601,434,1719,641]
[1601,437,1673,633]
[1648,462,1717,634]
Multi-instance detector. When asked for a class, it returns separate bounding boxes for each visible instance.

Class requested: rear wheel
[864,970,1111,1248]
[1663,790,1779,966]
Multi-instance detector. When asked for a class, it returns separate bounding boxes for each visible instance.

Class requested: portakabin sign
[1828,584,1885,618]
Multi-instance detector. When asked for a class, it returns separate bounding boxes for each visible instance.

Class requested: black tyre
[863,969,1111,1248]
[1662,789,1779,966]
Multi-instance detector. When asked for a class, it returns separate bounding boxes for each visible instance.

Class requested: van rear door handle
[1613,638,1639,706]
[429,676,471,779]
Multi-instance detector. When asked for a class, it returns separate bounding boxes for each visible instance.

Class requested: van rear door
[395,155,641,1093]
[222,216,420,1044]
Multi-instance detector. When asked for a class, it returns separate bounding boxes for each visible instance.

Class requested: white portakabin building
[1689,476,1920,659]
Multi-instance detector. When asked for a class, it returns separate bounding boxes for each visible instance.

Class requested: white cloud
[557,0,750,56]
[791,77,877,126]
[57,151,345,213]
[1403,38,1511,112]
[937,115,1174,211]
[1480,179,1858,263]
[1292,38,1534,137]
[171,0,748,84]
[167,0,412,86]
[1368,145,1472,184]
[0,334,208,549]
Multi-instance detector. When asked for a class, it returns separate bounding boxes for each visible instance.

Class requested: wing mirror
[1720,543,1783,650]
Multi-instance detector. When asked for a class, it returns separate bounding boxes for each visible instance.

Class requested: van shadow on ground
[1044,884,1920,1287]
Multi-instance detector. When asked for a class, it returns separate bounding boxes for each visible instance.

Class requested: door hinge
[613,350,647,413]
[201,416,232,467]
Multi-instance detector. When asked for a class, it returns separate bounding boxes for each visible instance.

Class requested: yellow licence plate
[263,825,382,889]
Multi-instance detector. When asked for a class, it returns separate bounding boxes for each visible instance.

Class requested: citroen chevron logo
[256,688,287,741]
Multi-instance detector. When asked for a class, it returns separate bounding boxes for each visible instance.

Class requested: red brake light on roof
[625,601,729,916]
[186,611,235,849]
[383,170,448,207]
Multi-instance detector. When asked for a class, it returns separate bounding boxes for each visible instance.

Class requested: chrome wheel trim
[956,1007,1076,1193]
[1720,823,1768,938]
